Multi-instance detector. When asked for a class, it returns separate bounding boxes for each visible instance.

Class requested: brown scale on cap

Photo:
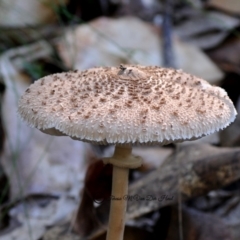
[18,64,237,145]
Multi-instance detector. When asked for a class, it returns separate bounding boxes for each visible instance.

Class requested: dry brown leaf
[57,17,223,84]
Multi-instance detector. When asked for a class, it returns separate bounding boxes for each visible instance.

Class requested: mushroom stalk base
[103,145,142,240]
[106,165,128,240]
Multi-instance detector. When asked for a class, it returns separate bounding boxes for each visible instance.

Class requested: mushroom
[18,65,237,240]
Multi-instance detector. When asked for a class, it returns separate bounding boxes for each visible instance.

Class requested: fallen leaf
[57,17,223,84]
[0,41,91,200]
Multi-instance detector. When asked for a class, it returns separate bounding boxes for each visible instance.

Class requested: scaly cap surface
[18,65,237,144]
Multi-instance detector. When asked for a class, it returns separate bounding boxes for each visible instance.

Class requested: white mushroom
[18,65,237,145]
[18,65,237,240]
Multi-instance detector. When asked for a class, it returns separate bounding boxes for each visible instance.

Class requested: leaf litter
[0,1,240,239]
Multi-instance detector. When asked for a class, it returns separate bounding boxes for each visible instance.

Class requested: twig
[162,0,176,68]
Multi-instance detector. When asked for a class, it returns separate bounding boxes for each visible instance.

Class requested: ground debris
[85,144,240,238]
[163,205,232,240]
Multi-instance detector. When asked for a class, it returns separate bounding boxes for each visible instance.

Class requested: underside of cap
[18,65,237,145]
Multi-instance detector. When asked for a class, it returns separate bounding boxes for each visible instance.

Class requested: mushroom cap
[18,65,237,145]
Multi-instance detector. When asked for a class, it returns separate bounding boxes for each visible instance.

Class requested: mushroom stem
[106,162,129,240]
[104,145,142,240]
